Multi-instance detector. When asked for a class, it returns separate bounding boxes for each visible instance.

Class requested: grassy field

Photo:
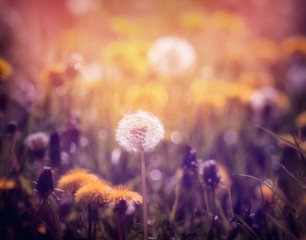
[0,0,306,239]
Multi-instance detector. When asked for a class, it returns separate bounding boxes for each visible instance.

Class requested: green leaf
[19,175,33,196]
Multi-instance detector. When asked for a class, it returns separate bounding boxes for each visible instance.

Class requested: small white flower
[24,132,49,152]
[116,111,164,153]
[148,36,196,77]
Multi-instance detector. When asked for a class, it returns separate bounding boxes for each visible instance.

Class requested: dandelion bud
[182,145,198,189]
[116,111,164,153]
[199,159,220,190]
[49,132,61,167]
[24,132,49,159]
[36,167,54,199]
[62,118,81,152]
[6,120,18,137]
[45,63,66,87]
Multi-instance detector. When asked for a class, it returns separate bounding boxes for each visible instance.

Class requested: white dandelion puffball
[116,111,164,153]
[249,87,279,111]
[24,132,49,151]
[148,36,197,77]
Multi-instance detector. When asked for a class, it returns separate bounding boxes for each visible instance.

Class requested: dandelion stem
[169,182,180,222]
[228,189,234,218]
[140,150,148,240]
[211,188,216,216]
[117,212,123,240]
[203,189,210,216]
[88,203,92,240]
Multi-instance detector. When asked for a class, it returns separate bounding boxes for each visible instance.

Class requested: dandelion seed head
[75,182,112,206]
[116,111,164,153]
[25,132,49,151]
[148,36,196,77]
[249,87,279,112]
[198,159,220,190]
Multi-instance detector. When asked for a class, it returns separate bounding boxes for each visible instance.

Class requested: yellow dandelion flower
[75,182,111,206]
[296,111,306,128]
[0,178,16,190]
[282,35,306,55]
[109,185,142,206]
[57,169,100,194]
[0,58,12,81]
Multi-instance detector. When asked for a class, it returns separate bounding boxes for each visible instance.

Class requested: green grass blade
[257,126,306,156]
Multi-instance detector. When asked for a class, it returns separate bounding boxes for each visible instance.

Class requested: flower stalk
[88,203,92,240]
[141,150,148,240]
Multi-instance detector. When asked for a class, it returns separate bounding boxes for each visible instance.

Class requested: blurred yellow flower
[0,178,16,190]
[180,11,206,29]
[59,28,101,53]
[37,224,47,235]
[296,111,306,128]
[109,17,140,37]
[238,71,274,89]
[109,185,142,206]
[41,63,66,87]
[190,80,254,108]
[75,182,112,206]
[211,11,244,35]
[256,181,274,203]
[246,38,281,63]
[102,40,150,76]
[57,169,100,194]
[281,134,306,151]
[217,163,231,190]
[282,36,306,55]
[125,82,168,109]
[0,58,12,81]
